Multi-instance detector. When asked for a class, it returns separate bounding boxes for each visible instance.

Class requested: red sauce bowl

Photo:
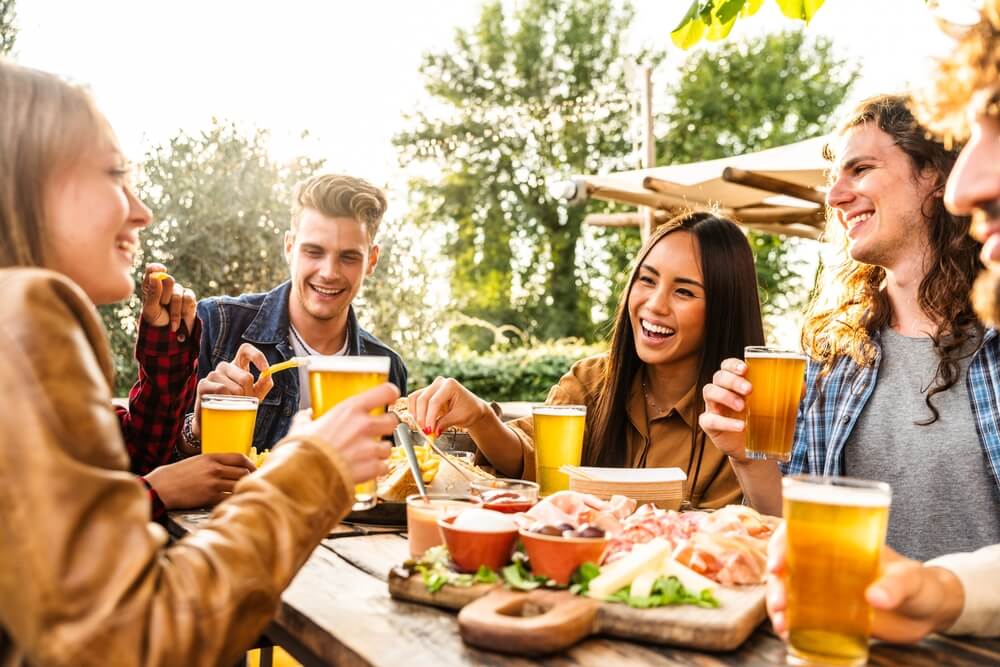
[437,514,519,573]
[518,528,610,585]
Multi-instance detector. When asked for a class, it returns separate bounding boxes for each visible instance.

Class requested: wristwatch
[179,412,202,454]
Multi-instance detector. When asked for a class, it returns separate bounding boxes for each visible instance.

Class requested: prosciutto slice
[517,491,636,535]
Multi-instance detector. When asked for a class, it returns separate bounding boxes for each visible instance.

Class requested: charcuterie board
[387,567,766,655]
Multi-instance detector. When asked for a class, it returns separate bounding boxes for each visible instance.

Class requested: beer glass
[744,346,807,462]
[782,476,891,667]
[307,355,391,511]
[532,405,586,496]
[200,394,258,455]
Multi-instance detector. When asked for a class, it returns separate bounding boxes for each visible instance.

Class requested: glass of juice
[532,405,586,496]
[744,346,807,463]
[782,475,892,667]
[307,355,391,511]
[200,394,258,455]
[405,494,480,559]
[469,478,539,513]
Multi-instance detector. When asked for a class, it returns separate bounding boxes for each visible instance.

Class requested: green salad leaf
[569,562,601,595]
[605,575,721,609]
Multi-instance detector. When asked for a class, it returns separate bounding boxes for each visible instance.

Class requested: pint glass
[744,346,807,462]
[782,476,891,667]
[532,405,586,496]
[200,394,258,455]
[307,355,391,511]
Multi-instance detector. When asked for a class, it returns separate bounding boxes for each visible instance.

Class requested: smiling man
[183,174,407,453]
[702,94,1000,561]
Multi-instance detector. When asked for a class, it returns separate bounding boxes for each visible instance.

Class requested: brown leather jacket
[0,269,354,667]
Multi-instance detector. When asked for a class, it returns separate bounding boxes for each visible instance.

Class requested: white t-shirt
[289,324,348,411]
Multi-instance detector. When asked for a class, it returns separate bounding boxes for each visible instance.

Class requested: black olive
[535,524,564,536]
[575,526,605,538]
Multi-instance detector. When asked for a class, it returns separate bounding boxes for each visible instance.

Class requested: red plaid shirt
[114,318,201,521]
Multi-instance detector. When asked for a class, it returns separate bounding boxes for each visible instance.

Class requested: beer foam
[783,480,891,508]
[307,355,391,374]
[532,405,586,417]
[744,349,807,360]
[201,395,258,410]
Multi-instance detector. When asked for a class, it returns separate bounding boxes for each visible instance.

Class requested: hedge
[408,339,607,402]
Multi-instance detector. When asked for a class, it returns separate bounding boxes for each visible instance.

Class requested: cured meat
[518,491,636,535]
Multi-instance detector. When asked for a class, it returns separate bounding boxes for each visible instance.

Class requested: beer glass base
[786,649,866,667]
[745,449,791,463]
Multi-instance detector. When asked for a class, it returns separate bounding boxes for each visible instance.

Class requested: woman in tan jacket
[0,60,397,666]
[408,212,765,508]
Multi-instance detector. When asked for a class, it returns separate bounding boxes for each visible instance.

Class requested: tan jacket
[0,269,354,667]
[928,544,1000,637]
[508,354,741,509]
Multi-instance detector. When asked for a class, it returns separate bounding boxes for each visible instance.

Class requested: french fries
[388,444,441,484]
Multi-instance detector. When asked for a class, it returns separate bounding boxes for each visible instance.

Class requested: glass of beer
[532,405,586,496]
[307,355,391,511]
[782,476,891,667]
[200,394,258,455]
[744,346,807,462]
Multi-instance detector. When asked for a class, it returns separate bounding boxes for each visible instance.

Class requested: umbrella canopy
[565,136,832,240]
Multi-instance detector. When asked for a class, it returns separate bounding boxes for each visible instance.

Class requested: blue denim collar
[240,280,362,353]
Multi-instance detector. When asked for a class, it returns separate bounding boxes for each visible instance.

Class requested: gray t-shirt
[844,328,1000,561]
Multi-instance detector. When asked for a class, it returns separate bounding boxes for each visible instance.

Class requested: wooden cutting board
[388,568,766,656]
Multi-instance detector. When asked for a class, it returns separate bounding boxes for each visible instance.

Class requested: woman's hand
[192,343,275,438]
[139,264,196,341]
[289,383,399,485]
[698,358,753,460]
[407,376,492,435]
[766,523,965,644]
[145,453,256,509]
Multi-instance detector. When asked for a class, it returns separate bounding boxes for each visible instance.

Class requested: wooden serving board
[388,568,765,655]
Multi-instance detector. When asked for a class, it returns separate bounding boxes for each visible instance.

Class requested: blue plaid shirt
[783,328,1000,493]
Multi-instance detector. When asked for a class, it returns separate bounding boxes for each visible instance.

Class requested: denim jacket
[783,328,1000,493]
[195,281,407,452]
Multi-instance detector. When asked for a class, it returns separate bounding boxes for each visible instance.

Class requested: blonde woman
[0,59,396,666]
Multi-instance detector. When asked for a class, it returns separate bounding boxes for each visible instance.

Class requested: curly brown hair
[803,94,982,424]
[917,2,1000,143]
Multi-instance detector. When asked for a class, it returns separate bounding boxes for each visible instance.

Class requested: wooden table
[166,511,1000,667]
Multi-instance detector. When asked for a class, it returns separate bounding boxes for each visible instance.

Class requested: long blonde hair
[0,59,107,268]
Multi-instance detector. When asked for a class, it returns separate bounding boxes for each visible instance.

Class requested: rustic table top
[166,511,1000,667]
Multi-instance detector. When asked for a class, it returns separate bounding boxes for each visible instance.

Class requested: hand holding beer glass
[307,356,392,511]
[532,405,586,496]
[779,476,891,667]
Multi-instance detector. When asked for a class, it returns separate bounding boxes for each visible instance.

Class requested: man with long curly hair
[764,5,1000,643]
[702,93,1000,562]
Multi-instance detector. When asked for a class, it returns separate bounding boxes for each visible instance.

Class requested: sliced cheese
[587,538,672,599]
[629,568,658,599]
[661,556,718,593]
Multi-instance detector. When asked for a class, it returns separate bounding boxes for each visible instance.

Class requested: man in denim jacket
[182,174,407,453]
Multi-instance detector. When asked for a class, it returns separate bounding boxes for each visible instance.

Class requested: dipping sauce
[405,495,479,559]
[470,478,539,514]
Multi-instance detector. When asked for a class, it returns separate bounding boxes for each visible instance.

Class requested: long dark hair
[585,212,765,471]
[804,94,981,424]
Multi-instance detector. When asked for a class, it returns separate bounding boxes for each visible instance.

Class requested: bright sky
[13,0,957,187]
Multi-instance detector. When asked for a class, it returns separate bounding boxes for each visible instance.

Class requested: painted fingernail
[422,426,431,435]
[434,429,442,437]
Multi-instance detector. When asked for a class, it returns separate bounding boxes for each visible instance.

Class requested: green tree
[394,0,645,349]
[1,0,16,55]
[99,120,324,394]
[658,29,857,326]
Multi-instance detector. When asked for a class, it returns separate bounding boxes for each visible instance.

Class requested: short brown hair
[0,59,108,267]
[917,1,1000,142]
[289,173,387,243]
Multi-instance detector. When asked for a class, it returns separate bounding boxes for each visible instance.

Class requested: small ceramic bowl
[437,514,519,573]
[518,528,610,585]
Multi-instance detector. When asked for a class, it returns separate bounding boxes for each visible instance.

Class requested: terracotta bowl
[518,529,610,585]
[437,514,519,573]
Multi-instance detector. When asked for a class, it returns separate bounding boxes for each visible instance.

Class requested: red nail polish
[434,429,442,437]
[422,426,431,435]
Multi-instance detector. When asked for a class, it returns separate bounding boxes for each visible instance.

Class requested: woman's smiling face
[627,230,706,371]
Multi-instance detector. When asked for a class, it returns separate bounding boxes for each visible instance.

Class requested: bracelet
[179,412,202,454]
